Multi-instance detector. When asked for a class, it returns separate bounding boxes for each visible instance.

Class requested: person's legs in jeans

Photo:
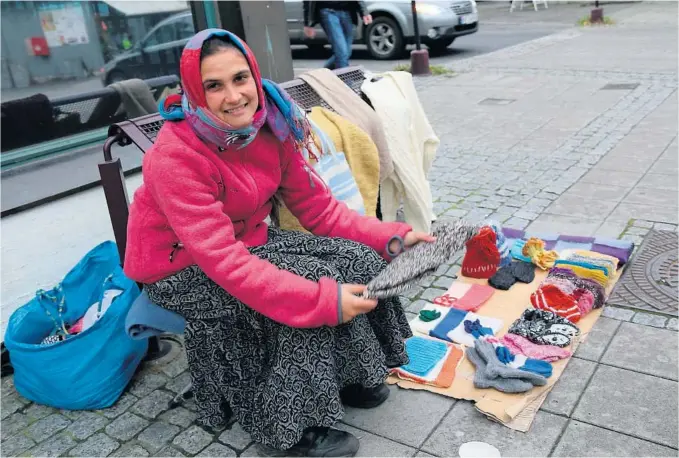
[319,9,353,69]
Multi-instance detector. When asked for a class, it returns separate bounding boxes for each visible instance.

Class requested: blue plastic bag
[4,241,148,410]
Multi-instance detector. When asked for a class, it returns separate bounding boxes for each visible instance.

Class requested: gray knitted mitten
[363,219,480,299]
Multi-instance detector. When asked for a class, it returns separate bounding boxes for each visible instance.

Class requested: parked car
[287,0,479,59]
[100,1,479,84]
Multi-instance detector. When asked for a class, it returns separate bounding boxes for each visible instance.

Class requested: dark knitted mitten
[511,261,536,283]
[488,266,517,290]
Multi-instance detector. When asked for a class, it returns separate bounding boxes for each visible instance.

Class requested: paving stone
[159,406,197,428]
[66,411,109,440]
[601,306,635,322]
[401,286,424,300]
[667,318,678,331]
[239,444,261,457]
[602,322,678,380]
[25,413,71,442]
[336,423,418,457]
[504,217,530,230]
[161,351,190,379]
[154,446,187,457]
[432,277,454,289]
[415,452,437,457]
[129,371,170,398]
[512,210,540,221]
[542,358,597,416]
[1,394,28,420]
[574,317,621,362]
[2,433,36,456]
[98,392,139,419]
[420,287,447,302]
[1,376,15,397]
[218,423,252,451]
[138,422,181,453]
[68,433,120,457]
[130,390,174,419]
[631,312,668,328]
[1,412,30,441]
[553,420,677,457]
[196,442,237,457]
[23,403,56,421]
[422,402,567,457]
[105,412,150,441]
[59,410,84,421]
[407,299,430,314]
[172,425,215,455]
[110,443,150,457]
[28,433,77,458]
[573,365,678,448]
[342,385,455,448]
[165,372,192,395]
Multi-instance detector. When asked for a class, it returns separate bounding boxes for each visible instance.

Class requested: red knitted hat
[461,227,501,279]
[530,284,582,323]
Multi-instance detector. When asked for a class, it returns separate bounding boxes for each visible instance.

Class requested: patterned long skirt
[145,228,412,450]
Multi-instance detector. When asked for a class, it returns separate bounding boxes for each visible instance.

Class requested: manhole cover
[608,230,678,316]
[479,98,516,105]
[600,83,640,91]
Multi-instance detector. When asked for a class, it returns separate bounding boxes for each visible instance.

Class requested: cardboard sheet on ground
[388,267,622,432]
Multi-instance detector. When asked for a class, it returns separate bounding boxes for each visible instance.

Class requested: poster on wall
[38,2,90,47]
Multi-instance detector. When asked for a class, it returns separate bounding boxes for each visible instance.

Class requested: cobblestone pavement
[1,2,678,457]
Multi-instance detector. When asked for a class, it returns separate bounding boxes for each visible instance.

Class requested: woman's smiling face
[200,46,258,128]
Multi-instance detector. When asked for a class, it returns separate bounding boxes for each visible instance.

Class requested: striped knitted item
[547,267,607,309]
[543,277,595,317]
[553,261,609,287]
[530,284,581,323]
[501,333,572,362]
[391,340,463,388]
[364,220,480,299]
[487,221,511,267]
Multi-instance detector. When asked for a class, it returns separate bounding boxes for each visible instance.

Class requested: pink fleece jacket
[124,121,412,328]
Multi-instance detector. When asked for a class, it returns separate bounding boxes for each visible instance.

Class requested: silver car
[285,0,479,60]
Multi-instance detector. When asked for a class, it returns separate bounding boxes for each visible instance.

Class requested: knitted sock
[465,346,534,393]
[531,284,582,323]
[474,339,547,386]
[511,261,535,283]
[463,319,494,339]
[461,227,501,279]
[453,284,495,312]
[365,220,480,299]
[523,237,559,270]
[508,308,580,347]
[419,309,441,322]
[488,266,517,290]
[501,333,572,362]
[430,308,468,342]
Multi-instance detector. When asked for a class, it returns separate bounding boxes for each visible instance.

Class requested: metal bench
[100,66,373,410]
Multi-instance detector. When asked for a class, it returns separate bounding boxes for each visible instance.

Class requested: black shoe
[340,383,390,409]
[257,427,360,457]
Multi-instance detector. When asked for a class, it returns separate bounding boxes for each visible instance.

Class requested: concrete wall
[0,1,105,89]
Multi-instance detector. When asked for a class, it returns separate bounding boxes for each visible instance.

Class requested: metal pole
[411,1,421,51]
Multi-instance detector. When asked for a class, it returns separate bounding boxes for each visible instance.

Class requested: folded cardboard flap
[388,266,621,431]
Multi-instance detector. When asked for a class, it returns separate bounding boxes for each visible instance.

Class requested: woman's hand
[340,284,378,323]
[304,26,316,38]
[362,15,373,25]
[388,231,436,255]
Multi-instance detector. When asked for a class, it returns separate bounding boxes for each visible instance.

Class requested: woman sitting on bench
[123,29,433,457]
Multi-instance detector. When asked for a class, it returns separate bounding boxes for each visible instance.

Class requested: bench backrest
[100,67,370,263]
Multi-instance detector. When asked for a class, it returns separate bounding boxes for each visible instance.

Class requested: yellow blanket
[279,107,381,232]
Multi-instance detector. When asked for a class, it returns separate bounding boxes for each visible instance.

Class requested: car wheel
[427,38,455,54]
[365,16,404,60]
[105,71,126,85]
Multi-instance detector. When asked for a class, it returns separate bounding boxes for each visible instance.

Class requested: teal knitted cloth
[401,336,448,377]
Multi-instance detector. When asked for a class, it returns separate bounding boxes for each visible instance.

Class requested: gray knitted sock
[474,339,547,386]
[364,219,480,299]
[465,347,533,393]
